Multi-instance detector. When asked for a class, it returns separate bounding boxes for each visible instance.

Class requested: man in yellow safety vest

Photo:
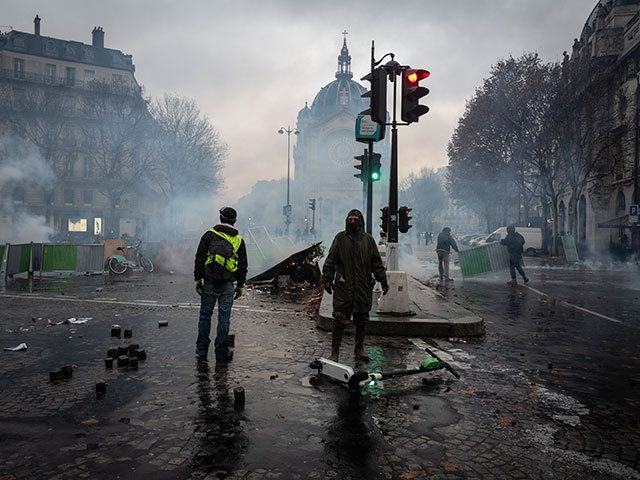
[194,207,248,363]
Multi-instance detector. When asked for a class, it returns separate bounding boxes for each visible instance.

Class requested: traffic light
[308,198,316,210]
[360,67,387,127]
[401,69,430,123]
[380,206,389,233]
[398,206,413,233]
[353,154,367,183]
[370,153,381,182]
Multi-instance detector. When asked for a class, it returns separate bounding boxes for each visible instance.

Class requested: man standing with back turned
[194,207,248,363]
[322,209,388,362]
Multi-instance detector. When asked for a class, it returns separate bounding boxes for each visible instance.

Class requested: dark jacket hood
[344,209,365,234]
[213,223,239,236]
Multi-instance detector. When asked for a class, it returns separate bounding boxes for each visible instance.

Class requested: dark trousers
[509,258,526,280]
[197,280,234,360]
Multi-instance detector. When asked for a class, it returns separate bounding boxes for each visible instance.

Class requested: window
[83,157,93,178]
[63,189,74,205]
[112,74,123,90]
[83,190,93,206]
[65,67,76,87]
[84,69,95,85]
[13,58,24,79]
[12,87,26,108]
[45,63,56,84]
[68,218,87,232]
[487,233,501,243]
[13,186,25,203]
[94,218,102,235]
[63,95,75,112]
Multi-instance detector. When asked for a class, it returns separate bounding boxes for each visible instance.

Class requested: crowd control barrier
[458,242,510,278]
[1,242,105,284]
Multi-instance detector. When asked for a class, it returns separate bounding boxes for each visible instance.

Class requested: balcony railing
[0,68,141,96]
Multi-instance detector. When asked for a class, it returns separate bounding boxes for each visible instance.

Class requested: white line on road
[0,293,287,315]
[522,285,632,327]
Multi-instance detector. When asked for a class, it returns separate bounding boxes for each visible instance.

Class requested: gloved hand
[234,286,243,299]
[324,281,333,295]
[195,280,203,296]
[381,279,389,295]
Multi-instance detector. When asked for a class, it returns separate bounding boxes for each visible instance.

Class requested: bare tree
[81,86,155,236]
[150,94,226,200]
[399,168,446,233]
[554,58,619,241]
[4,88,71,224]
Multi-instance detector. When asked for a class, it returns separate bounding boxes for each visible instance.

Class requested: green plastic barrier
[42,245,77,271]
[18,245,31,272]
[459,247,492,277]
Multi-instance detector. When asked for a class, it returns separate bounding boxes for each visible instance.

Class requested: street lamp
[278,125,299,234]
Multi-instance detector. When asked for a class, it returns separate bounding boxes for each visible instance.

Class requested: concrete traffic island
[317,274,485,337]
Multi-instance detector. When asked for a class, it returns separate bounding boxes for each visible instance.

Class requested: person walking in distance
[436,227,459,283]
[500,225,529,285]
[322,209,388,362]
[194,207,248,363]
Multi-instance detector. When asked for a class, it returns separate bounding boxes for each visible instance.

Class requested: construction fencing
[1,243,105,282]
[458,242,510,278]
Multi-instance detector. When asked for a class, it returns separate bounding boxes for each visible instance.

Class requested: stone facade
[0,16,159,242]
[559,0,640,254]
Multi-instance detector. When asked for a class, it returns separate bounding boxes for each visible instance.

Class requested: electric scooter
[309,346,460,392]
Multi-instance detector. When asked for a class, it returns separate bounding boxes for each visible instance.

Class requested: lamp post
[278,125,298,235]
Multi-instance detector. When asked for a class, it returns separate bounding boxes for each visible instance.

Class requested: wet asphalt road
[0,262,639,479]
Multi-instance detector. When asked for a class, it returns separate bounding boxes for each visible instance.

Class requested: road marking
[0,293,287,315]
[522,285,630,327]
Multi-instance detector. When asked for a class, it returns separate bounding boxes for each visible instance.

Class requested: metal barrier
[2,243,105,281]
[458,242,510,278]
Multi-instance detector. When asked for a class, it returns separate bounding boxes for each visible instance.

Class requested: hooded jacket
[194,223,248,286]
[322,209,387,313]
[500,230,525,261]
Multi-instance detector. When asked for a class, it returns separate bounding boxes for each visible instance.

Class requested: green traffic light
[371,172,380,181]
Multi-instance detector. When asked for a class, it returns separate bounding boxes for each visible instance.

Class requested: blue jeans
[196,280,235,360]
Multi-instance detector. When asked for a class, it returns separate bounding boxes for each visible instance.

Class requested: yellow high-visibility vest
[204,229,242,272]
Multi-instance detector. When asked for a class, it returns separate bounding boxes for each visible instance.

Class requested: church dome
[310,36,368,117]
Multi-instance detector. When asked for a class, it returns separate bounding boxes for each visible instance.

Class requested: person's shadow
[323,392,382,479]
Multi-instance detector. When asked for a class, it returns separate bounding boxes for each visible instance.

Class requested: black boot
[329,326,343,362]
[354,324,370,362]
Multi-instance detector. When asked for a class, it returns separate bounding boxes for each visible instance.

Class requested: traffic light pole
[366,140,374,234]
[387,62,400,271]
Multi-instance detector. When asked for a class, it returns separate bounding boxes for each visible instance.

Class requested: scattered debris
[4,343,27,351]
[63,317,91,324]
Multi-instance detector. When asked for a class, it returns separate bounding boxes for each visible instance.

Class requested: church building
[290,35,389,240]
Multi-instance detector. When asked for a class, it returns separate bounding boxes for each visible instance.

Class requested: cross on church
[339,87,349,105]
[342,30,348,42]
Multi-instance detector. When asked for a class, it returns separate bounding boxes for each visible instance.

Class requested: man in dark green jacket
[322,209,388,362]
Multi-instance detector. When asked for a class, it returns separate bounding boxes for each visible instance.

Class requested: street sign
[630,204,638,223]
[355,115,382,143]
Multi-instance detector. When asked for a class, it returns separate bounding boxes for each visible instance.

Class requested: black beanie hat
[220,207,237,224]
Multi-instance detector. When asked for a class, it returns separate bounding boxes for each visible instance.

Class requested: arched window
[579,195,587,241]
[616,191,626,214]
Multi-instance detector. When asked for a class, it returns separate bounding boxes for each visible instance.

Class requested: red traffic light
[406,69,430,85]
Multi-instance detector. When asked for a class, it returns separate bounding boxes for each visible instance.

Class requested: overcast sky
[5,0,597,205]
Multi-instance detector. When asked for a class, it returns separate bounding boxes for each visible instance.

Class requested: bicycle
[108,240,154,274]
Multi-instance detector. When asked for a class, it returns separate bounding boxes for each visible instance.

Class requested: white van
[479,227,542,255]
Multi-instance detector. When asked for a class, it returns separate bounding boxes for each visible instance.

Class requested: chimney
[34,14,40,36]
[92,26,104,48]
